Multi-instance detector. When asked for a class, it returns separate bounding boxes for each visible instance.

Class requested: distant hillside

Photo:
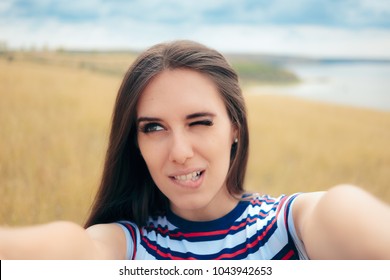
[229,59,299,84]
[1,49,301,85]
[225,53,390,85]
[226,52,390,65]
[0,50,136,77]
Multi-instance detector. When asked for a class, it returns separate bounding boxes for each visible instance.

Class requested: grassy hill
[1,49,299,85]
[1,51,389,225]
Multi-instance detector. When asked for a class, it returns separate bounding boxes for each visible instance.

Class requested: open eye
[140,123,165,133]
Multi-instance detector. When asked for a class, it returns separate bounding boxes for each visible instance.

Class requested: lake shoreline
[270,62,390,112]
[245,84,390,113]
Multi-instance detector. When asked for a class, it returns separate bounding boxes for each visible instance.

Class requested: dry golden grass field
[1,51,390,226]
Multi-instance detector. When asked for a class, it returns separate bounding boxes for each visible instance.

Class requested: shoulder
[292,184,379,233]
[292,184,390,259]
[292,191,325,237]
[294,184,389,233]
[86,223,128,259]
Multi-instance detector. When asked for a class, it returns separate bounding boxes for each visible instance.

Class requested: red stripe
[214,215,278,259]
[142,196,287,259]
[124,224,137,260]
[150,216,253,238]
[280,196,297,260]
[141,237,196,260]
[251,197,277,205]
[143,214,279,260]
[149,211,273,239]
[276,196,288,219]
[281,249,295,260]
[282,195,298,228]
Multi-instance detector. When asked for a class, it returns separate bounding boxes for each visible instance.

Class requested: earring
[234,138,238,143]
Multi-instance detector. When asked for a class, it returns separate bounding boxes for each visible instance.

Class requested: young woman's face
[136,68,238,221]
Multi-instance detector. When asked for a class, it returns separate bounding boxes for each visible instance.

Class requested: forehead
[136,68,227,117]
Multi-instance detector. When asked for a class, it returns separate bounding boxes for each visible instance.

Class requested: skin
[0,69,389,259]
[294,185,390,259]
[136,68,238,222]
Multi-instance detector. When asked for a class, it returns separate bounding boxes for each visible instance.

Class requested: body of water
[253,62,390,112]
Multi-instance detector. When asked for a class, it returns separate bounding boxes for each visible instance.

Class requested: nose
[168,131,194,164]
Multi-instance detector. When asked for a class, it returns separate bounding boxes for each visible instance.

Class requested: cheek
[138,141,164,174]
[203,132,234,169]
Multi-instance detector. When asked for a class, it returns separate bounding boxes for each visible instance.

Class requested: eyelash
[139,119,214,134]
[190,120,214,127]
[139,123,164,133]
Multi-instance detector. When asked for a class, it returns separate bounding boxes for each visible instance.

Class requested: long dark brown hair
[84,40,249,227]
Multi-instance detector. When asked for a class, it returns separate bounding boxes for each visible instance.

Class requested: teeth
[174,171,201,182]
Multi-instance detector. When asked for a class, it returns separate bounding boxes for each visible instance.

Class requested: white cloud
[2,18,389,59]
[0,0,389,58]
[190,24,390,58]
[360,0,390,13]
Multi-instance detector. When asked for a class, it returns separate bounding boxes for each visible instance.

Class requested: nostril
[168,136,194,164]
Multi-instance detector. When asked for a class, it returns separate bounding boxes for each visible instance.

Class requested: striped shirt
[117,194,308,260]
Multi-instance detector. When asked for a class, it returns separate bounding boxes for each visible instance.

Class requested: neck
[170,190,241,222]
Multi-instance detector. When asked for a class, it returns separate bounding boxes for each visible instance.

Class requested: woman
[1,40,389,259]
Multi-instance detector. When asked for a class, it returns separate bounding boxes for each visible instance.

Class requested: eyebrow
[136,117,162,124]
[137,112,216,125]
[186,112,216,120]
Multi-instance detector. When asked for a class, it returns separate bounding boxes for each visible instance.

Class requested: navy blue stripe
[141,215,279,260]
[166,199,248,232]
[118,222,137,259]
[144,202,280,242]
[271,244,299,260]
[144,212,274,242]
[283,194,301,259]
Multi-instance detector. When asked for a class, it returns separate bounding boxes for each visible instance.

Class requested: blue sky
[1,0,390,58]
